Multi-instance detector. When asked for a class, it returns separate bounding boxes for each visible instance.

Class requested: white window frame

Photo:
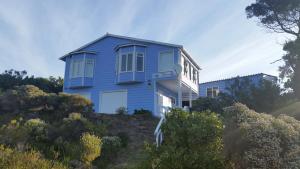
[69,58,94,78]
[85,59,95,78]
[206,86,219,98]
[158,50,174,72]
[119,52,134,73]
[136,52,144,72]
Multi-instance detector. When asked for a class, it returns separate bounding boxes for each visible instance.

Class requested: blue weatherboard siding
[61,34,190,115]
[199,73,277,97]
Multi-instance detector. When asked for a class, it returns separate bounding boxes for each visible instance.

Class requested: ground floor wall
[64,82,155,115]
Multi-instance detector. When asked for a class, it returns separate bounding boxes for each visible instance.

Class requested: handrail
[154,106,169,147]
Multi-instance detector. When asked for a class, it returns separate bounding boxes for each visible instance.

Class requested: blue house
[199,73,277,98]
[60,33,200,116]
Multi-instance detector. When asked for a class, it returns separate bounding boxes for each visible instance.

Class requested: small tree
[140,109,230,169]
[80,132,102,165]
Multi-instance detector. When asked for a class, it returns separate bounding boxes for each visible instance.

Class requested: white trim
[206,86,219,98]
[133,46,136,80]
[119,52,134,73]
[136,52,144,72]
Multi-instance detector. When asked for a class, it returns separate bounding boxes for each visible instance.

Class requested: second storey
[60,34,200,93]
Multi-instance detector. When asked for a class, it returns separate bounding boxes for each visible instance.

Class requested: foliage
[0,144,67,169]
[134,109,152,115]
[246,0,300,37]
[223,103,300,169]
[246,0,300,99]
[0,85,94,123]
[94,136,122,168]
[192,94,233,114]
[279,38,300,99]
[224,78,281,112]
[116,107,128,115]
[0,69,63,94]
[139,108,230,169]
[80,132,102,165]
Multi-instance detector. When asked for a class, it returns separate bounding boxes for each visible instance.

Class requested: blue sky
[0,0,288,82]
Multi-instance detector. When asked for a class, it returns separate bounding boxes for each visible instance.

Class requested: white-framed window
[158,51,174,72]
[192,69,198,84]
[206,87,219,98]
[184,59,188,76]
[136,53,144,72]
[85,59,94,78]
[70,59,94,78]
[120,53,134,72]
[70,60,84,78]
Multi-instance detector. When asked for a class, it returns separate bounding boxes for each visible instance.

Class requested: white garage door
[99,91,127,114]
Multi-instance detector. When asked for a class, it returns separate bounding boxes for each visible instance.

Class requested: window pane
[207,88,213,97]
[127,53,133,71]
[136,54,144,71]
[85,59,94,77]
[78,60,84,77]
[121,54,127,72]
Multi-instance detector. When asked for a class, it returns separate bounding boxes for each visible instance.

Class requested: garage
[99,90,127,114]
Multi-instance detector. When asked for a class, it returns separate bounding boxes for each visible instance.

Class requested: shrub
[94,136,122,168]
[0,144,67,169]
[139,108,229,169]
[223,103,300,169]
[116,107,128,115]
[134,109,152,115]
[117,132,129,147]
[0,85,94,123]
[80,132,102,165]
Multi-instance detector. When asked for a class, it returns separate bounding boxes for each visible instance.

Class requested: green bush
[94,136,122,168]
[223,103,300,169]
[134,109,152,115]
[0,85,94,123]
[80,132,102,165]
[139,108,230,169]
[0,144,67,169]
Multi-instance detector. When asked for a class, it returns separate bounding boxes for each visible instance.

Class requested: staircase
[154,106,169,147]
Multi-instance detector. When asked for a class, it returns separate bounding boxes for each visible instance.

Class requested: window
[85,59,94,77]
[136,53,144,72]
[206,87,219,98]
[184,60,188,76]
[70,60,84,78]
[121,54,127,72]
[127,53,133,71]
[120,53,134,72]
[70,59,94,78]
[159,51,174,72]
[193,69,197,84]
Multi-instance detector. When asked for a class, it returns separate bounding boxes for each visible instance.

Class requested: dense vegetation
[139,109,229,169]
[0,69,63,94]
[246,0,300,99]
[0,85,125,169]
[193,79,291,114]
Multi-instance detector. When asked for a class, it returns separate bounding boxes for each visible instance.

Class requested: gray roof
[200,73,277,84]
[59,33,200,69]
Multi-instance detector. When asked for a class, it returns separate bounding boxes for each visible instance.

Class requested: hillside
[95,114,158,169]
[272,101,300,120]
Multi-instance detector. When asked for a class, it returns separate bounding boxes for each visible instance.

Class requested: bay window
[136,53,144,72]
[119,52,144,72]
[70,59,94,78]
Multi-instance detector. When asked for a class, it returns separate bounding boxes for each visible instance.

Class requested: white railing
[154,106,169,147]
